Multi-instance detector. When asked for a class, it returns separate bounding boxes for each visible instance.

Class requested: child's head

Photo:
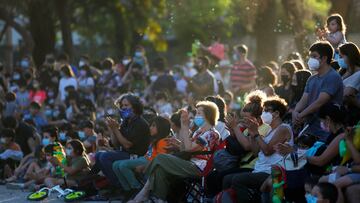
[326,13,346,34]
[155,92,168,102]
[42,126,58,146]
[170,111,182,133]
[29,101,41,115]
[5,92,16,102]
[150,116,171,139]
[310,182,338,203]
[66,139,86,157]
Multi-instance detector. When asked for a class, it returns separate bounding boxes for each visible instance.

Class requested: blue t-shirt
[304,68,343,106]
[304,68,343,139]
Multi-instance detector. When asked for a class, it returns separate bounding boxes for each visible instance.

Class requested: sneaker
[6,182,25,190]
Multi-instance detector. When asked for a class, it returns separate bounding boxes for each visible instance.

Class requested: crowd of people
[0,13,359,203]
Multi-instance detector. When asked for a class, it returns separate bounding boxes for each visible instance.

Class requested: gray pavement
[0,186,116,203]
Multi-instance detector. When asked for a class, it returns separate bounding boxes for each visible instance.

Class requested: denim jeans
[95,150,130,186]
[112,156,148,191]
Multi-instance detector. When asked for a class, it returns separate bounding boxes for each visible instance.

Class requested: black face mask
[281,75,290,85]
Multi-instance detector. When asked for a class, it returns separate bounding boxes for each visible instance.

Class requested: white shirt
[59,77,78,101]
[253,124,294,174]
[78,77,95,88]
[176,79,188,93]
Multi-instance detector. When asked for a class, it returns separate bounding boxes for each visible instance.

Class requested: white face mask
[261,112,273,125]
[307,57,320,71]
[122,59,131,66]
[79,60,85,68]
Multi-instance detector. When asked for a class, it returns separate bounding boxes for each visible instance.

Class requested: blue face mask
[65,148,73,156]
[42,138,51,147]
[194,116,206,127]
[305,193,317,203]
[135,52,143,57]
[78,131,86,140]
[45,109,53,117]
[338,57,348,69]
[21,60,30,69]
[119,108,133,119]
[59,132,67,141]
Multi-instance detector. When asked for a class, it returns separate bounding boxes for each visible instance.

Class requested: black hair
[170,111,181,129]
[57,53,69,62]
[30,101,41,110]
[60,64,75,77]
[205,95,226,122]
[197,56,210,68]
[154,57,167,71]
[309,41,334,64]
[42,125,58,140]
[68,139,86,156]
[5,92,16,102]
[115,93,143,115]
[316,182,338,203]
[318,103,345,124]
[1,128,15,140]
[264,97,288,118]
[2,116,18,129]
[234,44,248,55]
[151,116,171,148]
[102,58,114,70]
[155,92,168,101]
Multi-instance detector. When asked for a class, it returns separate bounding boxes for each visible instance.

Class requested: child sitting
[45,139,91,188]
[0,128,23,182]
[112,116,170,199]
[306,182,338,203]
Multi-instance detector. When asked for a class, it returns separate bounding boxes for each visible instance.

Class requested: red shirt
[230,60,256,92]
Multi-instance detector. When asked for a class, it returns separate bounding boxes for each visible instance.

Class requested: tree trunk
[113,9,128,58]
[330,0,352,17]
[281,0,309,58]
[254,0,277,64]
[0,7,34,54]
[28,0,56,68]
[56,0,74,62]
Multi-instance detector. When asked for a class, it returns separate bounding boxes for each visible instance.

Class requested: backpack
[215,188,237,203]
[213,149,239,172]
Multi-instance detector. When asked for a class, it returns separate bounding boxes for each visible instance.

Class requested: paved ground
[0,186,117,203]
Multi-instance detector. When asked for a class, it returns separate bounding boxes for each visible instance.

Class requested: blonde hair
[196,101,219,126]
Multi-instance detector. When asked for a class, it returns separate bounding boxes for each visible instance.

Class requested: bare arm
[254,127,290,156]
[179,110,204,152]
[106,117,133,150]
[307,133,344,166]
[298,92,330,118]
[294,93,309,113]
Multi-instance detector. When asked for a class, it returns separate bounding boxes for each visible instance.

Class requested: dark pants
[206,168,252,197]
[94,151,130,186]
[223,172,269,203]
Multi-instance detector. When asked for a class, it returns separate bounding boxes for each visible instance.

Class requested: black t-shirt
[15,122,35,155]
[120,116,150,155]
[275,86,293,104]
[152,74,176,94]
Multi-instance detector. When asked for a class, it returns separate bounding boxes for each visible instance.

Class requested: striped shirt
[230,60,256,92]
